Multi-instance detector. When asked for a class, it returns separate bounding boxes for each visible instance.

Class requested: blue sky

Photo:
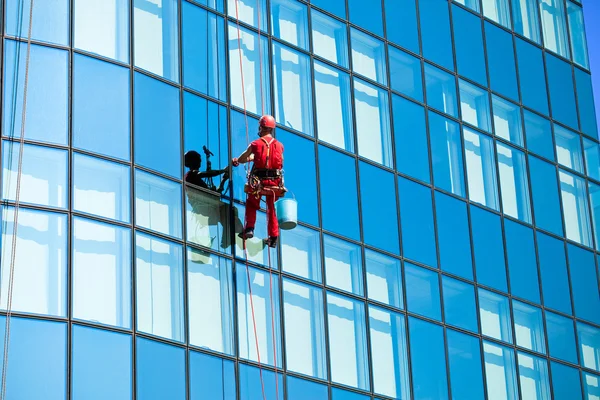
[584,2,600,132]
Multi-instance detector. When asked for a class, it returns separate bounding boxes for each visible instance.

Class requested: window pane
[6,0,69,45]
[73,153,130,223]
[136,337,186,400]
[513,301,545,353]
[277,130,319,226]
[436,192,473,279]
[515,39,549,115]
[547,54,578,129]
[504,220,540,303]
[419,0,454,70]
[399,178,438,268]
[575,69,599,139]
[72,325,132,400]
[460,80,492,133]
[537,232,572,314]
[354,78,392,167]
[185,188,231,254]
[311,0,345,18]
[479,289,513,343]
[0,317,66,400]
[190,352,235,400]
[429,112,466,196]
[471,206,507,291]
[2,40,68,145]
[135,170,183,239]
[405,263,441,321]
[187,250,234,355]
[567,2,589,68]
[283,279,327,379]
[287,376,327,400]
[324,235,363,295]
[273,42,313,135]
[314,62,354,152]
[447,329,485,400]
[369,306,410,399]
[73,217,131,328]
[586,345,600,385]
[73,54,130,160]
[239,364,283,400]
[182,3,226,101]
[524,111,554,161]
[529,156,563,236]
[518,352,551,400]
[2,141,67,209]
[348,0,383,36]
[568,244,600,324]
[493,96,523,146]
[425,64,458,118]
[394,96,429,183]
[318,146,360,241]
[389,46,423,102]
[512,0,541,43]
[455,0,480,12]
[546,311,577,364]
[453,5,487,86]
[74,0,130,62]
[237,265,282,367]
[331,388,369,400]
[589,182,600,249]
[311,11,348,68]
[539,0,570,58]
[281,225,321,282]
[483,0,511,28]
[271,0,308,50]
[360,162,399,254]
[351,29,387,85]
[486,23,519,101]
[584,372,600,400]
[227,0,267,30]
[484,342,518,400]
[233,203,277,267]
[560,170,593,247]
[134,73,181,178]
[134,0,179,82]
[365,249,403,309]
[327,292,369,390]
[0,207,67,317]
[228,22,271,115]
[497,144,532,223]
[551,362,582,400]
[135,233,184,342]
[409,317,449,400]
[464,128,499,210]
[443,277,478,333]
[384,0,419,54]
[555,125,584,173]
[584,139,600,181]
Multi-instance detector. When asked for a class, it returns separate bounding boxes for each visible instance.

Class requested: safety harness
[244,136,287,199]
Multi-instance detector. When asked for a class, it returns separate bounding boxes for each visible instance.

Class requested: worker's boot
[265,236,278,248]
[239,227,254,240]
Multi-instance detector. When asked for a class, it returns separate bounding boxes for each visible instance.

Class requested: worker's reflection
[184,148,243,251]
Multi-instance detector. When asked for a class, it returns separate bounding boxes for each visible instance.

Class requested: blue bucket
[275,198,297,230]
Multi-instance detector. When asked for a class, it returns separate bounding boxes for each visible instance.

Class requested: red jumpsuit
[245,136,284,238]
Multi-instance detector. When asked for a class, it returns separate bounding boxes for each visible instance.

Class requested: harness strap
[260,136,275,169]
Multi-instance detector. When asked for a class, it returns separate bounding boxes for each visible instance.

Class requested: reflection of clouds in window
[228,0,267,30]
[539,0,570,58]
[73,218,131,328]
[311,11,348,67]
[135,170,182,239]
[464,128,499,210]
[497,144,531,223]
[559,170,592,247]
[351,29,387,85]
[324,235,363,295]
[479,289,513,343]
[0,207,67,317]
[517,352,551,400]
[483,342,519,400]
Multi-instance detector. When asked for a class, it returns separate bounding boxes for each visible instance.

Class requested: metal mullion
[134,164,184,184]
[3,34,70,51]
[1,135,70,150]
[72,47,130,69]
[71,147,132,167]
[66,0,74,395]
[182,85,230,109]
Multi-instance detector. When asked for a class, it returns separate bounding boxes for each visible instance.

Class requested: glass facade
[0,0,599,399]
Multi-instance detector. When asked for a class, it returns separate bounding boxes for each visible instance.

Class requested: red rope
[265,189,280,400]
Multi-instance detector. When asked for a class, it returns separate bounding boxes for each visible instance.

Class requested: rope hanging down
[1,0,35,398]
[233,1,279,399]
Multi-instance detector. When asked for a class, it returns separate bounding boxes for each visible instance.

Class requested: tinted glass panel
[324,235,363,295]
[385,0,419,54]
[513,301,545,353]
[443,277,478,333]
[453,5,487,86]
[546,311,577,364]
[73,218,131,328]
[419,0,454,70]
[189,352,235,400]
[471,206,507,292]
[568,244,600,324]
[436,192,473,279]
[524,111,554,161]
[479,289,513,343]
[365,249,403,309]
[529,156,563,236]
[551,362,582,400]
[447,329,485,400]
[517,352,551,400]
[399,178,438,268]
[227,0,267,29]
[429,112,466,196]
[135,170,183,239]
[580,323,600,371]
[281,225,321,282]
[483,341,518,400]
[394,96,429,183]
[537,232,572,314]
[464,129,499,210]
[287,376,327,400]
[348,0,383,36]
[560,170,593,247]
[405,262,441,321]
[136,337,186,400]
[486,23,518,101]
[546,54,578,129]
[239,364,283,400]
[425,64,458,118]
[72,325,132,400]
[504,220,540,303]
[516,39,549,115]
[497,144,532,223]
[575,69,599,139]
[584,139,600,181]
[311,0,345,19]
[311,11,348,68]
[6,0,69,45]
[271,0,308,50]
[389,47,423,102]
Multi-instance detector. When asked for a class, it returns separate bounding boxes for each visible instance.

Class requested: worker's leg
[245,194,260,231]
[266,193,279,238]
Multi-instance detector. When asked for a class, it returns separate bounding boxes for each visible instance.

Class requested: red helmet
[259,115,276,129]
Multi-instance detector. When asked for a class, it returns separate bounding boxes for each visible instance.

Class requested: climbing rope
[1,0,35,398]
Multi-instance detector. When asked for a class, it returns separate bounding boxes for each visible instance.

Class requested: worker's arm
[232,145,253,166]
[196,168,227,178]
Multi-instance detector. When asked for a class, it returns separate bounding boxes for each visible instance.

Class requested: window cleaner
[232,115,286,248]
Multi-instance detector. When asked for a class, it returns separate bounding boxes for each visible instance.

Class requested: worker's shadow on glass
[184,148,243,254]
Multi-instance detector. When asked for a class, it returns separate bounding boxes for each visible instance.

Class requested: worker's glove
[232,158,240,167]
